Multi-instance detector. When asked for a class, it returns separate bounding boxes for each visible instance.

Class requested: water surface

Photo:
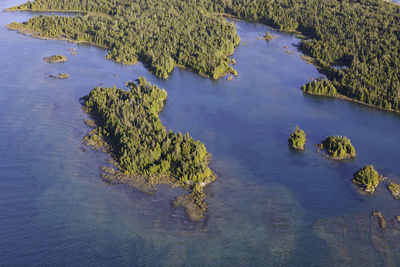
[1,1,400,265]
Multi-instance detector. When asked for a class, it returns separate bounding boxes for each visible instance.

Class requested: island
[43,55,67,63]
[81,77,215,221]
[6,0,240,80]
[352,165,383,193]
[263,32,274,41]
[387,181,400,199]
[288,126,306,150]
[49,73,69,79]
[6,0,400,112]
[319,136,356,160]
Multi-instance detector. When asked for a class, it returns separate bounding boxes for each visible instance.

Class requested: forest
[320,136,356,160]
[82,77,214,220]
[8,0,240,80]
[9,0,400,112]
[288,126,306,150]
[301,79,337,96]
[352,165,381,193]
[210,0,400,111]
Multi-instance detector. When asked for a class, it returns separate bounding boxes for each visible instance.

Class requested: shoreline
[4,7,88,13]
[6,8,399,114]
[86,123,216,222]
[6,23,235,80]
[100,163,216,222]
[6,23,108,49]
[315,146,356,161]
[223,14,400,115]
[304,91,400,115]
[4,8,238,81]
[82,99,216,222]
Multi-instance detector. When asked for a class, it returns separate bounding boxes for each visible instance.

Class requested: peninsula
[7,0,240,80]
[6,0,400,112]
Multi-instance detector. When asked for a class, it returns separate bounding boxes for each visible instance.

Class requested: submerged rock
[43,55,67,63]
[49,73,69,79]
[173,187,207,222]
[387,182,400,199]
[84,119,97,129]
[314,213,400,266]
[81,77,215,222]
[372,211,386,230]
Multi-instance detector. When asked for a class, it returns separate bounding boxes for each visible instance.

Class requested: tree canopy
[9,0,240,79]
[352,165,381,193]
[321,136,356,159]
[210,0,400,111]
[288,126,306,150]
[82,77,215,220]
[8,0,400,110]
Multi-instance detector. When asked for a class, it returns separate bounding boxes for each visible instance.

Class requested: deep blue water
[1,1,400,265]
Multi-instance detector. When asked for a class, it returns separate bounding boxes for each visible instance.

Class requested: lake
[1,1,400,265]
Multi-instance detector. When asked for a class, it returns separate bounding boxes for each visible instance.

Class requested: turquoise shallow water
[1,1,400,266]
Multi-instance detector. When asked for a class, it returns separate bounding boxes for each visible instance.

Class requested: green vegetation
[288,126,306,150]
[387,182,400,200]
[320,136,356,159]
[43,54,66,63]
[8,0,240,80]
[7,0,400,110]
[263,32,274,41]
[49,73,69,79]
[211,0,400,111]
[302,79,337,96]
[352,165,382,193]
[82,77,215,221]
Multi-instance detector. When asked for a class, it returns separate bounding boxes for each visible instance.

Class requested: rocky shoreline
[6,22,108,49]
[49,73,69,79]
[81,79,216,222]
[387,182,400,200]
[43,55,67,63]
[83,124,215,222]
